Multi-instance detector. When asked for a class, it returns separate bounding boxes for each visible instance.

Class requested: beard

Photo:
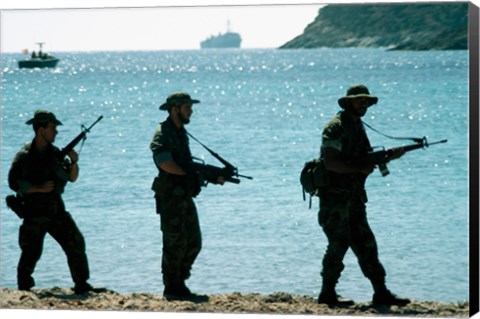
[180,114,190,124]
[173,106,191,124]
[348,106,367,117]
[354,108,367,117]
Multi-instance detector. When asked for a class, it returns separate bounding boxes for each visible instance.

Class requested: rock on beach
[0,288,470,317]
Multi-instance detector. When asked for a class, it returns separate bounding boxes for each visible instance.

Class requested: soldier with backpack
[316,85,410,307]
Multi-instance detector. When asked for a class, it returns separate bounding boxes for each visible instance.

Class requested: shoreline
[0,288,469,317]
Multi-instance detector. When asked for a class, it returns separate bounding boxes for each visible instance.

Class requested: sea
[0,48,470,304]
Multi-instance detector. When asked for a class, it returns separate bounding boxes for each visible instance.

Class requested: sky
[2,0,470,53]
[1,0,328,53]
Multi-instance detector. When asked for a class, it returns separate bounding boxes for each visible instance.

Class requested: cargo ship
[200,21,242,49]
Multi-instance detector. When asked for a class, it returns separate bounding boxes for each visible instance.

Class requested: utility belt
[318,186,368,204]
[6,193,64,219]
[151,171,201,199]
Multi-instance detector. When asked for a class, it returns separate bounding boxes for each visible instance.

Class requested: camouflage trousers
[318,188,386,284]
[17,198,90,289]
[155,192,202,288]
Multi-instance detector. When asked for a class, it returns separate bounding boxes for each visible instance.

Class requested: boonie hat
[338,84,378,109]
[159,92,200,111]
[25,109,63,125]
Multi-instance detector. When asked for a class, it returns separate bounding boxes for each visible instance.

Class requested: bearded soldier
[317,85,410,306]
[150,92,223,301]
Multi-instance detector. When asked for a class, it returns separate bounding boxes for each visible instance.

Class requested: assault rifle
[54,115,103,182]
[353,137,447,176]
[187,132,252,186]
[191,157,246,185]
[58,115,103,160]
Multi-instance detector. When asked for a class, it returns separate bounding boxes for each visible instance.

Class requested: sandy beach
[0,287,470,317]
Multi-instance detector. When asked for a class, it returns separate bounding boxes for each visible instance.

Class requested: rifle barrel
[86,115,103,131]
[427,139,448,146]
[59,115,103,158]
[402,138,447,152]
[237,174,253,180]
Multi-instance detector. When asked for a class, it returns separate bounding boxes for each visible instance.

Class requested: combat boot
[370,277,410,306]
[317,281,354,306]
[74,281,107,294]
[18,274,35,292]
[372,289,410,306]
[164,279,193,301]
[164,280,208,302]
[178,281,192,295]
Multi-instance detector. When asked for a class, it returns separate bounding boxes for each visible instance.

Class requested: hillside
[280,3,468,50]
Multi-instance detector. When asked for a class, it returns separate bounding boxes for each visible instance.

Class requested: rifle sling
[186,131,232,168]
[362,121,424,144]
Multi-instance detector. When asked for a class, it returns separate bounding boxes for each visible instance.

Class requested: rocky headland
[280,3,468,50]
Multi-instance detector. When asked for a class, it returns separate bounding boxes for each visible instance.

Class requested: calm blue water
[1,48,469,303]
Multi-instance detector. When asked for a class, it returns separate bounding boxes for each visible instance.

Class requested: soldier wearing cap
[316,85,409,306]
[8,110,98,294]
[150,92,223,301]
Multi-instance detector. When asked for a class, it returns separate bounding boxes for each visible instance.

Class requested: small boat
[18,43,60,69]
[200,20,242,49]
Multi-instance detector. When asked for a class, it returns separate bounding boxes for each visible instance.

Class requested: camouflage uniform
[318,110,386,286]
[150,116,202,289]
[8,141,90,290]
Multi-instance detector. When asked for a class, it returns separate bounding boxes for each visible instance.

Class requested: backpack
[299,158,329,208]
